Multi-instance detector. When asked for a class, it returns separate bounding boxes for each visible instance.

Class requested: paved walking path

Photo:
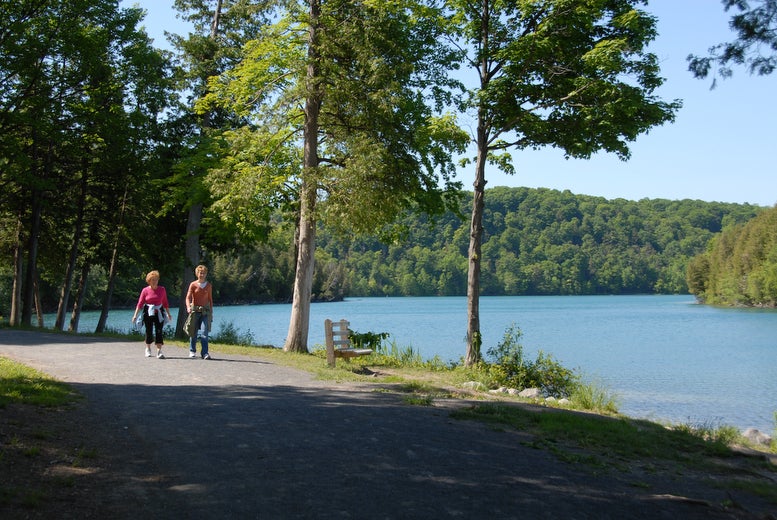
[0,330,760,519]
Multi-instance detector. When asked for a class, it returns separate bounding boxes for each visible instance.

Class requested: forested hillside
[2,187,762,313]
[687,204,777,306]
[207,187,763,303]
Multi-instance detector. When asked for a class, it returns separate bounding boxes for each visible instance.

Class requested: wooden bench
[324,318,373,367]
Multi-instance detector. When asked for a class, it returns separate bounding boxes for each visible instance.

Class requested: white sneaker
[202,353,211,360]
[145,347,152,357]
[157,351,165,359]
[189,351,197,358]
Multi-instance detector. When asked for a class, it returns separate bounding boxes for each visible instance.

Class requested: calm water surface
[64,295,777,433]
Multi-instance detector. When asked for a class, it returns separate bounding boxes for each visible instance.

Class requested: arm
[186,282,195,313]
[131,288,146,321]
[160,287,171,317]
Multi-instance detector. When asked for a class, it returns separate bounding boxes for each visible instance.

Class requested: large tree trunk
[465,123,488,367]
[284,185,316,352]
[465,7,492,367]
[284,0,321,353]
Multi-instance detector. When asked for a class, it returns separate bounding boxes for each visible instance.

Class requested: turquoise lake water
[60,295,777,433]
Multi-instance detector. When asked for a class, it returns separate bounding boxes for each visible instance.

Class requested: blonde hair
[194,265,208,276]
[145,270,160,284]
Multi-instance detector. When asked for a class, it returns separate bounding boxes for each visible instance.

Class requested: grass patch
[569,378,619,414]
[449,402,776,475]
[0,357,79,408]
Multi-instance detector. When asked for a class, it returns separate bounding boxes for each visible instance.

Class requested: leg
[189,327,198,357]
[200,315,209,359]
[189,312,202,358]
[143,314,154,344]
[153,316,165,358]
[143,313,154,357]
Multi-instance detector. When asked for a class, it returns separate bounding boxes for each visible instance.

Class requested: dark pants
[143,310,164,345]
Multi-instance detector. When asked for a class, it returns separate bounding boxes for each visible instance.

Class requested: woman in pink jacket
[131,270,171,359]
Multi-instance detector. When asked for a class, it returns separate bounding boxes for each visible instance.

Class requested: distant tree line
[687,204,777,307]
[1,186,764,317]
[321,187,762,298]
[184,187,766,303]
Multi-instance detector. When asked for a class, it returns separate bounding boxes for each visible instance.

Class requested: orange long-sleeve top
[186,281,213,310]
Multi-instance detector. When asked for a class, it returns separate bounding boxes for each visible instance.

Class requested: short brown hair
[195,265,208,276]
[145,270,160,284]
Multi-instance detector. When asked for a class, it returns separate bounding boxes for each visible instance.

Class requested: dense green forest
[687,204,777,307]
[202,187,764,303]
[2,187,763,315]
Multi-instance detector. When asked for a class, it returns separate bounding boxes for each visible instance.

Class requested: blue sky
[121,0,776,206]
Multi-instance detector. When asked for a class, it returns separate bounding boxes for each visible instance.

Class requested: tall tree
[446,0,681,365]
[688,0,777,84]
[199,0,467,352]
[0,0,172,327]
[167,0,272,337]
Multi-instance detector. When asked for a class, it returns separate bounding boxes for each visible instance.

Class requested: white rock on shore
[742,428,773,447]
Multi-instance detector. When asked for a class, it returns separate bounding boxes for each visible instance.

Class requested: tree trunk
[10,217,23,326]
[175,202,202,337]
[284,0,322,353]
[96,186,129,333]
[33,274,44,328]
[69,261,90,332]
[175,1,222,338]
[55,168,87,330]
[97,245,120,334]
[284,184,317,352]
[21,188,42,327]
[465,5,492,367]
[465,124,488,366]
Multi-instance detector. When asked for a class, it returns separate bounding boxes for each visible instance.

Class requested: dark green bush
[212,321,255,346]
[349,329,389,350]
[485,324,579,397]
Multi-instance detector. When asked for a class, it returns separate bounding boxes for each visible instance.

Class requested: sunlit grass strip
[0,357,79,408]
[450,403,755,463]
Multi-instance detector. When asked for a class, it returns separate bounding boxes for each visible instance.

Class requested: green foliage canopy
[688,0,777,84]
[196,0,469,236]
[687,204,777,306]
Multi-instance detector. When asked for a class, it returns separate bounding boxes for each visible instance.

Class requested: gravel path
[0,329,768,519]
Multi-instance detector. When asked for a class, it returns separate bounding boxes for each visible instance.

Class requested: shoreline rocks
[743,428,773,447]
[464,382,774,446]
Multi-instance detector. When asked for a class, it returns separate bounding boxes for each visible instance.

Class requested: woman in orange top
[186,264,214,359]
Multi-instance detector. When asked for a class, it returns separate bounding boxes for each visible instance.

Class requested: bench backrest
[324,319,351,367]
[324,318,350,349]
